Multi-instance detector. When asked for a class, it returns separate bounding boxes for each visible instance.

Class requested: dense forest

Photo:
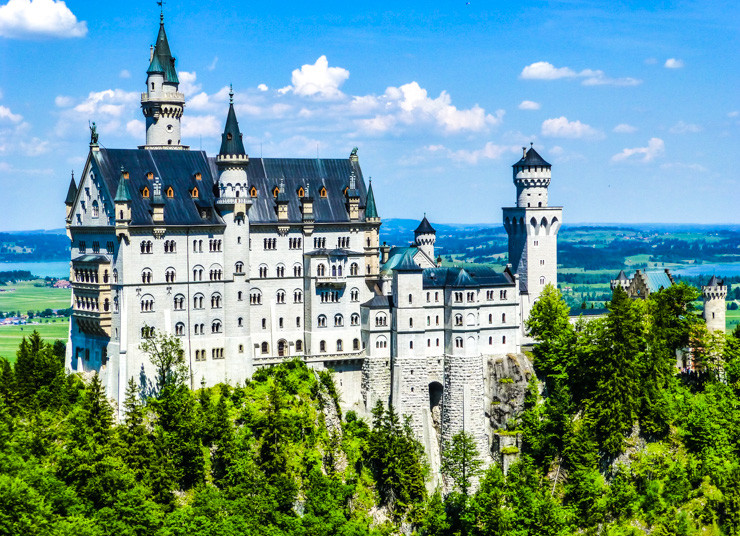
[2,283,740,535]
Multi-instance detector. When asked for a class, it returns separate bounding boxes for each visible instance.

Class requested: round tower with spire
[703,275,727,333]
[414,215,436,263]
[216,86,249,198]
[141,11,187,149]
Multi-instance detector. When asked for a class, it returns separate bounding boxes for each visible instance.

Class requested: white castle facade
[64,17,562,462]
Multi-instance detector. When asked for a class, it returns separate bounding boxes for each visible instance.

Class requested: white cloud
[669,120,702,134]
[0,105,23,123]
[518,100,541,111]
[664,58,684,69]
[178,71,202,98]
[549,146,564,156]
[611,137,665,163]
[257,83,268,92]
[728,111,739,118]
[207,56,218,71]
[54,95,73,107]
[0,0,86,38]
[282,55,350,100]
[119,69,131,79]
[125,119,144,139]
[660,162,707,173]
[181,115,222,138]
[613,123,637,133]
[541,116,603,139]
[71,89,139,117]
[520,61,640,86]
[426,142,521,165]
[53,88,139,138]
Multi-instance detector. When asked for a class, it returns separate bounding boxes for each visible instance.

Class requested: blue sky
[0,0,737,231]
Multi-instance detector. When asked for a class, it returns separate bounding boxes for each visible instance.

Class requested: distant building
[54,280,72,289]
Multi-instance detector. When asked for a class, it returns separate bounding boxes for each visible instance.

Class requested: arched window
[165,268,176,283]
[166,186,174,198]
[350,288,359,302]
[293,289,303,303]
[142,187,150,198]
[92,200,99,218]
[211,293,222,308]
[259,265,268,278]
[140,295,154,312]
[320,340,327,353]
[276,264,285,278]
[455,337,463,348]
[353,338,360,351]
[175,323,185,336]
[320,186,327,198]
[212,320,222,333]
[334,314,343,327]
[294,264,302,277]
[539,276,546,285]
[297,187,305,197]
[376,336,387,349]
[455,314,463,326]
[272,186,280,198]
[296,340,303,352]
[276,290,285,304]
[336,340,343,352]
[250,186,258,197]
[261,342,269,354]
[173,294,185,310]
[350,263,359,276]
[375,312,387,327]
[193,294,204,309]
[318,315,327,328]
[191,187,199,198]
[141,269,152,284]
[317,264,325,277]
[235,261,244,273]
[332,265,337,277]
[250,290,262,305]
[351,313,359,326]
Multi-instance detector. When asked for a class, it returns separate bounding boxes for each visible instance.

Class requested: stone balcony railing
[140,92,185,103]
[316,275,346,287]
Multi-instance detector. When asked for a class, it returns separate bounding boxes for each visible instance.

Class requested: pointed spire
[147,13,178,83]
[65,171,77,204]
[415,215,436,235]
[114,167,132,202]
[219,90,246,157]
[365,178,378,219]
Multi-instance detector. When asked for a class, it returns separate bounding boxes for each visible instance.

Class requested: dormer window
[273,186,280,198]
[227,133,233,141]
[166,187,174,198]
[147,172,153,180]
[297,187,305,198]
[195,172,202,181]
[142,187,150,198]
[191,187,199,198]
[343,186,349,196]
[320,187,327,198]
[250,186,258,197]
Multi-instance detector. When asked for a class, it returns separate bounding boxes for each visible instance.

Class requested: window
[209,268,223,281]
[409,341,413,349]
[409,318,413,328]
[318,315,327,328]
[235,262,244,273]
[141,326,155,338]
[276,265,285,278]
[467,291,475,302]
[427,316,430,326]
[375,313,387,327]
[353,338,360,351]
[175,323,185,336]
[317,264,325,277]
[259,265,268,278]
[191,187,199,198]
[503,336,506,344]
[192,266,203,281]
[427,339,431,347]
[250,291,262,304]
[91,241,100,254]
[79,241,86,253]
[502,313,506,323]
[376,337,387,349]
[313,237,326,248]
[262,318,267,329]
[408,293,413,304]
[212,321,222,333]
[320,340,326,353]
[212,348,224,359]
[289,237,302,249]
[455,314,463,326]
[294,290,303,303]
[540,259,545,266]
[455,337,463,348]
[320,187,327,198]
[539,276,546,285]
[489,336,493,345]
[209,239,222,252]
[500,290,507,300]
[350,288,359,302]
[436,338,440,347]
[106,241,114,254]
[294,264,302,277]
[164,240,176,253]
[140,240,153,254]
[193,294,204,309]
[436,315,440,326]
[140,296,154,312]
[336,339,343,352]
[276,290,285,304]
[142,187,150,198]
[250,186,258,197]
[263,238,277,250]
[211,293,222,308]
[350,263,359,276]
[238,317,243,327]
[239,345,244,353]
[261,342,269,354]
[166,186,174,198]
[454,292,463,303]
[165,268,176,283]
[533,240,539,246]
[238,291,243,301]
[296,340,303,352]
[174,294,185,310]
[141,269,152,284]
[351,313,359,326]
[296,316,301,327]
[334,314,344,327]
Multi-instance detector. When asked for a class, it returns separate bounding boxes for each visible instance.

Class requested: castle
[64,15,561,463]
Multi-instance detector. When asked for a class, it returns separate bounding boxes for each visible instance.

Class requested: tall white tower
[503,144,562,321]
[140,13,187,150]
[703,276,727,333]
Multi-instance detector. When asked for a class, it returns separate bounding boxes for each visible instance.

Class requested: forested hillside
[2,283,740,535]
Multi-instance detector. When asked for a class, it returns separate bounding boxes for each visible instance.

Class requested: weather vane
[157,0,165,21]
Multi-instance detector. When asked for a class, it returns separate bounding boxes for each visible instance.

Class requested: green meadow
[0,280,71,313]
[0,319,69,362]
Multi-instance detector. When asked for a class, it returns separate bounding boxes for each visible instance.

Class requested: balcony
[73,308,112,337]
[316,275,346,288]
[140,92,185,103]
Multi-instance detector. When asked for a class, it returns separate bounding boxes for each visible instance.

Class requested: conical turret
[216,87,249,200]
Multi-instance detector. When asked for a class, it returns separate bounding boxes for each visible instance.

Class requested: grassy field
[0,280,71,313]
[728,306,740,333]
[0,319,69,362]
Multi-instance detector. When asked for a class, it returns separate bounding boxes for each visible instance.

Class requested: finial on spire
[229,84,234,104]
[157,0,165,22]
[530,142,534,148]
[71,170,74,180]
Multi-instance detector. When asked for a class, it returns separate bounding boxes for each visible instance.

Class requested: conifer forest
[2,283,740,535]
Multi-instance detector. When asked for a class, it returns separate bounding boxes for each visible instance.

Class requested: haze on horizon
[0,0,737,231]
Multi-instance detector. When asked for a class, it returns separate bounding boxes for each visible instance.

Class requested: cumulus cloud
[0,105,23,123]
[125,119,144,139]
[611,137,665,163]
[520,61,640,86]
[541,116,603,139]
[257,84,268,92]
[54,88,139,138]
[613,123,637,133]
[178,71,202,98]
[669,120,702,134]
[0,0,87,38]
[281,56,350,100]
[182,115,222,138]
[119,69,131,79]
[664,58,684,69]
[426,142,521,165]
[355,82,504,135]
[518,100,541,111]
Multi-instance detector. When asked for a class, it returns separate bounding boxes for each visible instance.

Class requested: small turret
[151,177,165,224]
[414,215,436,262]
[703,275,727,333]
[114,168,132,240]
[216,86,249,200]
[346,171,360,220]
[365,179,379,222]
[65,171,77,220]
[512,143,551,208]
[610,270,631,291]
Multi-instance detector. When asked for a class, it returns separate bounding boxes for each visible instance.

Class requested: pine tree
[442,431,483,496]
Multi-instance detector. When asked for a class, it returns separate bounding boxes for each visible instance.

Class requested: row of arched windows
[317,313,359,327]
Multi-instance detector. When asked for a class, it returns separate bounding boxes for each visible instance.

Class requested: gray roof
[92,148,223,227]
[362,294,394,309]
[615,270,629,281]
[65,175,77,204]
[73,254,110,264]
[706,275,724,287]
[415,216,436,235]
[114,175,132,202]
[218,99,246,157]
[305,248,363,257]
[423,266,514,289]
[513,146,551,168]
[394,254,424,272]
[365,181,378,219]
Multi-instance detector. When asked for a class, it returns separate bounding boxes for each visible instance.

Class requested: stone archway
[277,339,287,357]
[429,381,444,436]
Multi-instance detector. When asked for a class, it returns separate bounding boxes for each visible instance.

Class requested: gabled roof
[147,20,179,84]
[415,215,436,235]
[381,246,416,273]
[394,254,423,272]
[65,175,77,204]
[365,180,378,219]
[706,275,724,287]
[422,266,514,289]
[512,146,551,168]
[362,294,394,309]
[218,97,246,157]
[643,270,674,293]
[91,148,222,227]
